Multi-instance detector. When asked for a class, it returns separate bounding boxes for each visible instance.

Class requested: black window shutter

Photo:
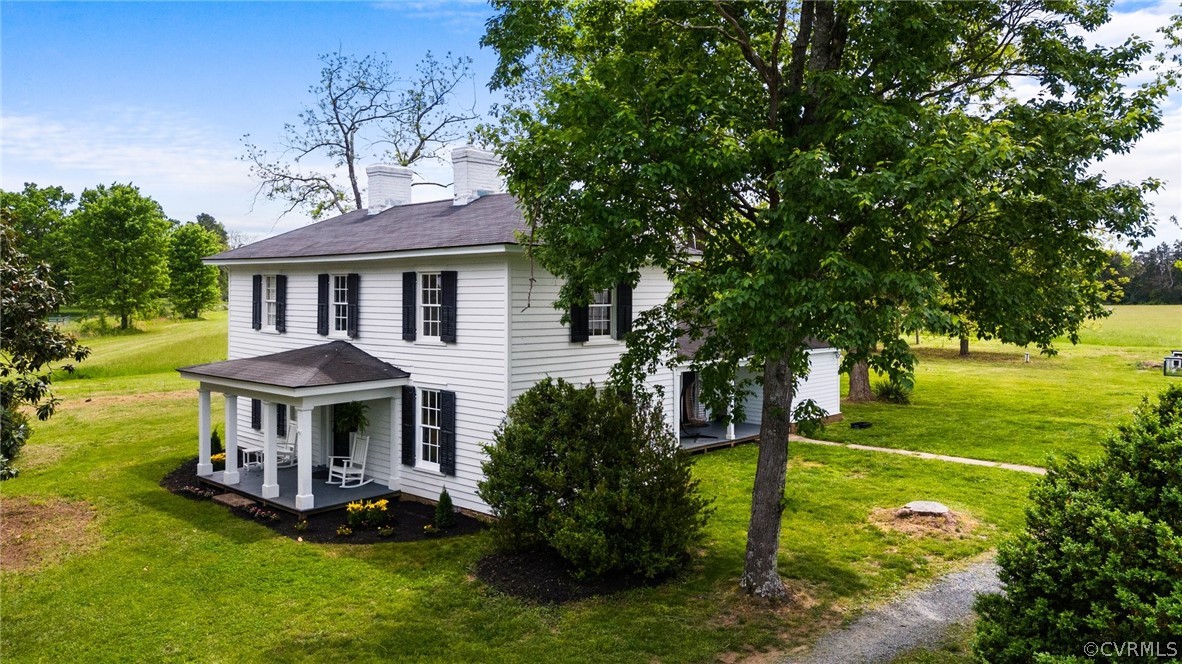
[615,282,633,340]
[275,275,287,333]
[250,399,261,430]
[570,303,590,343]
[440,390,456,476]
[402,271,417,341]
[316,274,329,336]
[251,275,262,330]
[276,404,287,437]
[441,270,458,343]
[346,273,360,338]
[401,385,416,466]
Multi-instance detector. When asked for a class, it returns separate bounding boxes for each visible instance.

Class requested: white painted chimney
[366,164,414,215]
[451,146,502,206]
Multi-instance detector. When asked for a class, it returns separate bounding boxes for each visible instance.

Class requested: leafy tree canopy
[68,183,171,330]
[168,222,222,318]
[0,183,76,294]
[484,0,1179,599]
[194,213,228,248]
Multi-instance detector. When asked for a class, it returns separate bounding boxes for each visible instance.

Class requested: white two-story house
[179,147,841,516]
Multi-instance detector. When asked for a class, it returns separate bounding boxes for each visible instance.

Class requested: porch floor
[200,466,397,514]
[680,422,760,453]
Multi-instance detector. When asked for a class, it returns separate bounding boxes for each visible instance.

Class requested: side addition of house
[179,147,842,515]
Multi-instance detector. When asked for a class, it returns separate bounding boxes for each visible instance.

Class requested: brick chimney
[451,146,501,206]
[366,164,414,215]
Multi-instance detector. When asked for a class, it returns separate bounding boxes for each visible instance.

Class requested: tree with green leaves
[168,222,222,318]
[242,50,478,219]
[194,213,228,248]
[69,183,171,330]
[0,183,76,295]
[1,221,89,479]
[484,0,1177,599]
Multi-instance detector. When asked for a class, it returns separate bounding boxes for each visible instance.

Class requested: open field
[821,305,1181,467]
[1,313,1039,662]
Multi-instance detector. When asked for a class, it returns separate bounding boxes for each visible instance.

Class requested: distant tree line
[1,182,230,329]
[1109,241,1182,305]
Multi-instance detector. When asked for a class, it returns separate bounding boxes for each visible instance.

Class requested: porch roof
[179,341,408,389]
[179,342,410,407]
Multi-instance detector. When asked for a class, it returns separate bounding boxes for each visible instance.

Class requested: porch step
[213,493,257,509]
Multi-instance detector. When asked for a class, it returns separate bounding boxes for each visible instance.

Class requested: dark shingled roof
[209,194,526,261]
[179,341,409,388]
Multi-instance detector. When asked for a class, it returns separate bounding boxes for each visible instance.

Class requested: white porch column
[261,400,279,498]
[387,394,400,490]
[197,389,213,476]
[223,394,240,484]
[726,386,736,441]
[295,407,314,510]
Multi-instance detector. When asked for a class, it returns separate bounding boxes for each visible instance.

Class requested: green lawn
[821,305,1181,467]
[1,313,1040,662]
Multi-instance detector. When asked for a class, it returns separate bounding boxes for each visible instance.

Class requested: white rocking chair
[276,427,298,469]
[327,433,372,488]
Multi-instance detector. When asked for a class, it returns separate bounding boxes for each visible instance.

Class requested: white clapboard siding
[226,254,509,514]
[509,258,675,399]
[738,349,843,427]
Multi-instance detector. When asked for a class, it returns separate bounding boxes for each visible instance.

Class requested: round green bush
[974,385,1182,662]
[478,378,713,579]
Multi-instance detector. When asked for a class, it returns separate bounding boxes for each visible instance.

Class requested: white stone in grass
[902,500,950,516]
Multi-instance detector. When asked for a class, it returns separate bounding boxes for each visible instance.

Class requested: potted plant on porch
[334,401,370,437]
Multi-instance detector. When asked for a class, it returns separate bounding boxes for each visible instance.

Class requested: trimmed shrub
[974,385,1182,662]
[478,378,713,579]
[435,489,457,530]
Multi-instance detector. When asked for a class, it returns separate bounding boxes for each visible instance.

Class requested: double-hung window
[421,273,442,339]
[332,275,349,334]
[420,389,441,466]
[588,289,613,337]
[264,276,278,330]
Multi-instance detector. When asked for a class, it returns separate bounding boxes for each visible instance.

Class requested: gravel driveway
[784,560,1002,664]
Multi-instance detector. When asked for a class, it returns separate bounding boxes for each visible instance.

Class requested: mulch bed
[161,457,485,544]
[474,548,666,605]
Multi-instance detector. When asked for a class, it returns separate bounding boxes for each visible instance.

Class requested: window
[420,389,441,465]
[588,289,612,337]
[264,276,278,329]
[332,275,349,333]
[421,273,441,339]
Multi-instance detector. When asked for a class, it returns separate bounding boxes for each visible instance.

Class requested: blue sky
[2,1,1180,247]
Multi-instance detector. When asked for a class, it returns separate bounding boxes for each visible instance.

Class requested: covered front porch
[201,466,397,514]
[179,341,410,513]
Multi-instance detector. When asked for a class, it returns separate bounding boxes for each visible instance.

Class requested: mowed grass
[820,305,1181,467]
[1,315,1037,662]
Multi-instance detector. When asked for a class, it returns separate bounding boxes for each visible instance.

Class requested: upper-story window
[264,276,278,330]
[332,275,349,334]
[421,273,442,339]
[588,289,613,337]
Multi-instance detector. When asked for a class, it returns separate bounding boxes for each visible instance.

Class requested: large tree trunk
[120,312,130,330]
[959,335,970,356]
[847,353,873,402]
[740,355,794,601]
